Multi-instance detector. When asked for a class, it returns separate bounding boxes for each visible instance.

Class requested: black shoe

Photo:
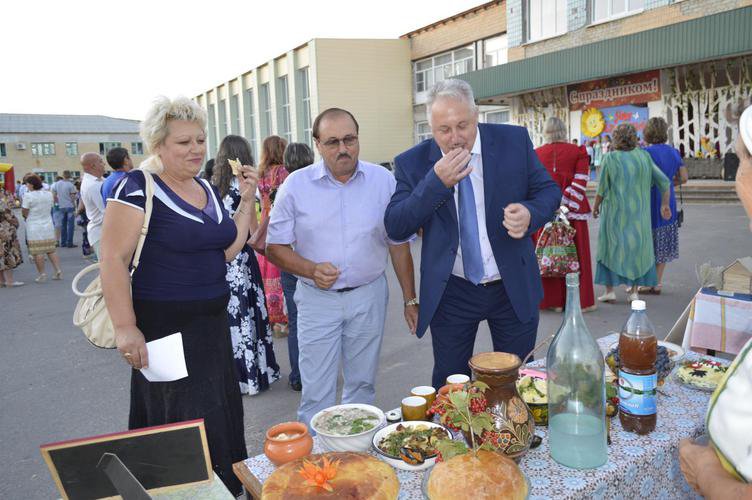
[66,244,78,248]
[289,381,302,392]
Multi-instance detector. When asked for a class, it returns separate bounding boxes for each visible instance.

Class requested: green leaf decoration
[436,439,469,462]
[449,391,469,412]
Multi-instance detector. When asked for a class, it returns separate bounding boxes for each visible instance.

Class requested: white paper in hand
[140,332,188,382]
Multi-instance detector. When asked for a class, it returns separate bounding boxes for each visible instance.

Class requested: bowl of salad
[372,421,451,471]
[311,403,385,452]
[516,374,548,426]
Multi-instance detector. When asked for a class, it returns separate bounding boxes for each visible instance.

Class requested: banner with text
[568,70,661,111]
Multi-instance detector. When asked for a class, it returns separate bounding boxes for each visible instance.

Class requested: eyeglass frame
[316,135,359,150]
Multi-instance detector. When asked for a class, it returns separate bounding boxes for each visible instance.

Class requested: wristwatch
[404,298,419,307]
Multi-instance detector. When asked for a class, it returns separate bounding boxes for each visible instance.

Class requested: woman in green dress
[592,123,672,303]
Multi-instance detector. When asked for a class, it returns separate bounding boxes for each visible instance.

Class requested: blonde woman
[100,96,256,495]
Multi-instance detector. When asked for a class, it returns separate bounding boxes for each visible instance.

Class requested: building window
[277,76,293,143]
[65,142,78,156]
[131,142,144,155]
[218,99,228,139]
[98,142,121,155]
[259,83,272,138]
[527,0,567,42]
[483,35,508,68]
[208,103,218,146]
[245,89,257,157]
[0,143,6,157]
[484,110,510,124]
[413,46,475,94]
[415,121,432,144]
[298,67,313,147]
[231,94,241,135]
[38,172,57,185]
[31,142,56,156]
[592,0,644,23]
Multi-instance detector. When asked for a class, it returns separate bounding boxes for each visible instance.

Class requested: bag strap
[130,170,155,273]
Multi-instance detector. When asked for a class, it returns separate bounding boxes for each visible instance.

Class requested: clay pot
[264,422,313,466]
[436,383,465,402]
[468,352,535,461]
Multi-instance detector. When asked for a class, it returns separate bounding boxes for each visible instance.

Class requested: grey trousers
[294,274,388,428]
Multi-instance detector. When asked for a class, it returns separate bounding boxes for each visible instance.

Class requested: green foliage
[436,439,469,462]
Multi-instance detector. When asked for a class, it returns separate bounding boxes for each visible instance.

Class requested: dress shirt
[451,129,501,282]
[80,172,105,245]
[267,160,404,290]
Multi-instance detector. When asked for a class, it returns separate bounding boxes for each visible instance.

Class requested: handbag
[71,171,155,349]
[249,215,269,255]
[535,207,580,278]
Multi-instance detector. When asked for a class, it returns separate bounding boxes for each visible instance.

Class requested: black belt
[477,279,502,288]
[333,286,359,293]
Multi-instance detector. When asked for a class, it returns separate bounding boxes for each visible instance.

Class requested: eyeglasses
[319,135,358,150]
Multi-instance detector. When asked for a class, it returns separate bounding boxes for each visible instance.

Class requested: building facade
[195,39,414,166]
[0,114,144,185]
[402,1,511,144]
[459,0,752,168]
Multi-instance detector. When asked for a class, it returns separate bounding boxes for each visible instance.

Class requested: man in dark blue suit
[385,79,561,388]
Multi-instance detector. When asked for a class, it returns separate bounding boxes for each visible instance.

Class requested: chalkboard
[40,419,212,500]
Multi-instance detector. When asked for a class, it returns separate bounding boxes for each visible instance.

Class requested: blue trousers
[280,271,300,385]
[294,274,388,428]
[429,275,539,389]
[55,207,75,246]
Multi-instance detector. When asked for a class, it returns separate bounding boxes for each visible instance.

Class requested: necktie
[457,161,484,285]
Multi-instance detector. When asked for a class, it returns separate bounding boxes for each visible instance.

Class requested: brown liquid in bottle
[618,333,657,434]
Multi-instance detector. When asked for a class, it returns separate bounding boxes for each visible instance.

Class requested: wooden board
[233,461,262,500]
[40,419,212,500]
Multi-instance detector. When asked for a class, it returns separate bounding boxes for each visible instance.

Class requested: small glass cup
[411,386,437,408]
[401,396,428,421]
[446,374,470,385]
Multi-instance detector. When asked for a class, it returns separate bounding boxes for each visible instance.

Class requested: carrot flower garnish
[298,456,340,492]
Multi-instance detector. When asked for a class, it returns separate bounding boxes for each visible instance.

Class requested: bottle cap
[631,300,646,311]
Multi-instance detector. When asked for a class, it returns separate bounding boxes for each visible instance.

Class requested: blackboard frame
[40,419,213,499]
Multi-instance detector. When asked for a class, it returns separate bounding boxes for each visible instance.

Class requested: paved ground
[1,204,750,499]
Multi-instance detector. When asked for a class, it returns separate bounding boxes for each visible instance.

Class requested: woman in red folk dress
[533,117,596,312]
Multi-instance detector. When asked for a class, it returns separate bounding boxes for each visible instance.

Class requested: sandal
[7,281,25,287]
[53,270,63,280]
[637,285,661,295]
[597,292,616,303]
[35,273,48,283]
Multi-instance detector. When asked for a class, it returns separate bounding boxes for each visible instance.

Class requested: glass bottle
[618,300,657,434]
[546,273,608,469]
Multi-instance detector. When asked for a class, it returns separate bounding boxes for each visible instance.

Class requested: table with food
[234,278,735,500]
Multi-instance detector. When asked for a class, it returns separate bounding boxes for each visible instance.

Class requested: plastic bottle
[618,300,657,435]
[547,273,608,469]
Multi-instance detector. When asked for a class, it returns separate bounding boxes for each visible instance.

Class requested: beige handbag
[72,171,155,348]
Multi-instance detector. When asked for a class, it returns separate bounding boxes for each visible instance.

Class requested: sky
[3,0,484,120]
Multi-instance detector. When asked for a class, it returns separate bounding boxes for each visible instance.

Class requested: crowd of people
[2,78,748,497]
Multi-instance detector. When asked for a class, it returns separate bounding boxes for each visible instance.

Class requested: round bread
[427,450,528,500]
[262,451,399,500]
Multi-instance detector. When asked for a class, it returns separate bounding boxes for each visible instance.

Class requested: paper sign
[140,333,188,382]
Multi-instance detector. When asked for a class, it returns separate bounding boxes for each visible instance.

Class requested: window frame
[31,142,56,156]
[98,142,121,156]
[277,75,293,143]
[413,45,475,95]
[589,0,645,25]
[482,34,508,69]
[245,88,257,157]
[0,143,6,157]
[525,0,568,43]
[298,67,313,148]
[131,142,144,155]
[415,121,432,144]
[65,142,79,157]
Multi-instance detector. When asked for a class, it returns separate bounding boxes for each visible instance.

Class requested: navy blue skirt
[129,293,247,495]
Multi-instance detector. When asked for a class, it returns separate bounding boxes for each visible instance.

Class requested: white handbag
[71,171,155,348]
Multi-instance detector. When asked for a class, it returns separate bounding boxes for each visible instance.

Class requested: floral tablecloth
[240,334,719,499]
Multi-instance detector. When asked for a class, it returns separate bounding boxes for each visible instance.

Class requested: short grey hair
[427,79,478,125]
[283,142,315,173]
[543,116,568,143]
[139,96,207,173]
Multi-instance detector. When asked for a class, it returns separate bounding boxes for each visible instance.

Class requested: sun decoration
[581,108,605,137]
[298,456,340,492]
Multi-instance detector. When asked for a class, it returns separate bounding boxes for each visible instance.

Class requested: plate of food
[311,404,385,452]
[421,450,529,500]
[674,357,730,392]
[516,374,548,425]
[371,421,450,471]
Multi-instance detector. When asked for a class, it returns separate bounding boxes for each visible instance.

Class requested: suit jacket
[384,124,561,338]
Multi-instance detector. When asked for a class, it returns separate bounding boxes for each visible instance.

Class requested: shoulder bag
[71,171,155,348]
